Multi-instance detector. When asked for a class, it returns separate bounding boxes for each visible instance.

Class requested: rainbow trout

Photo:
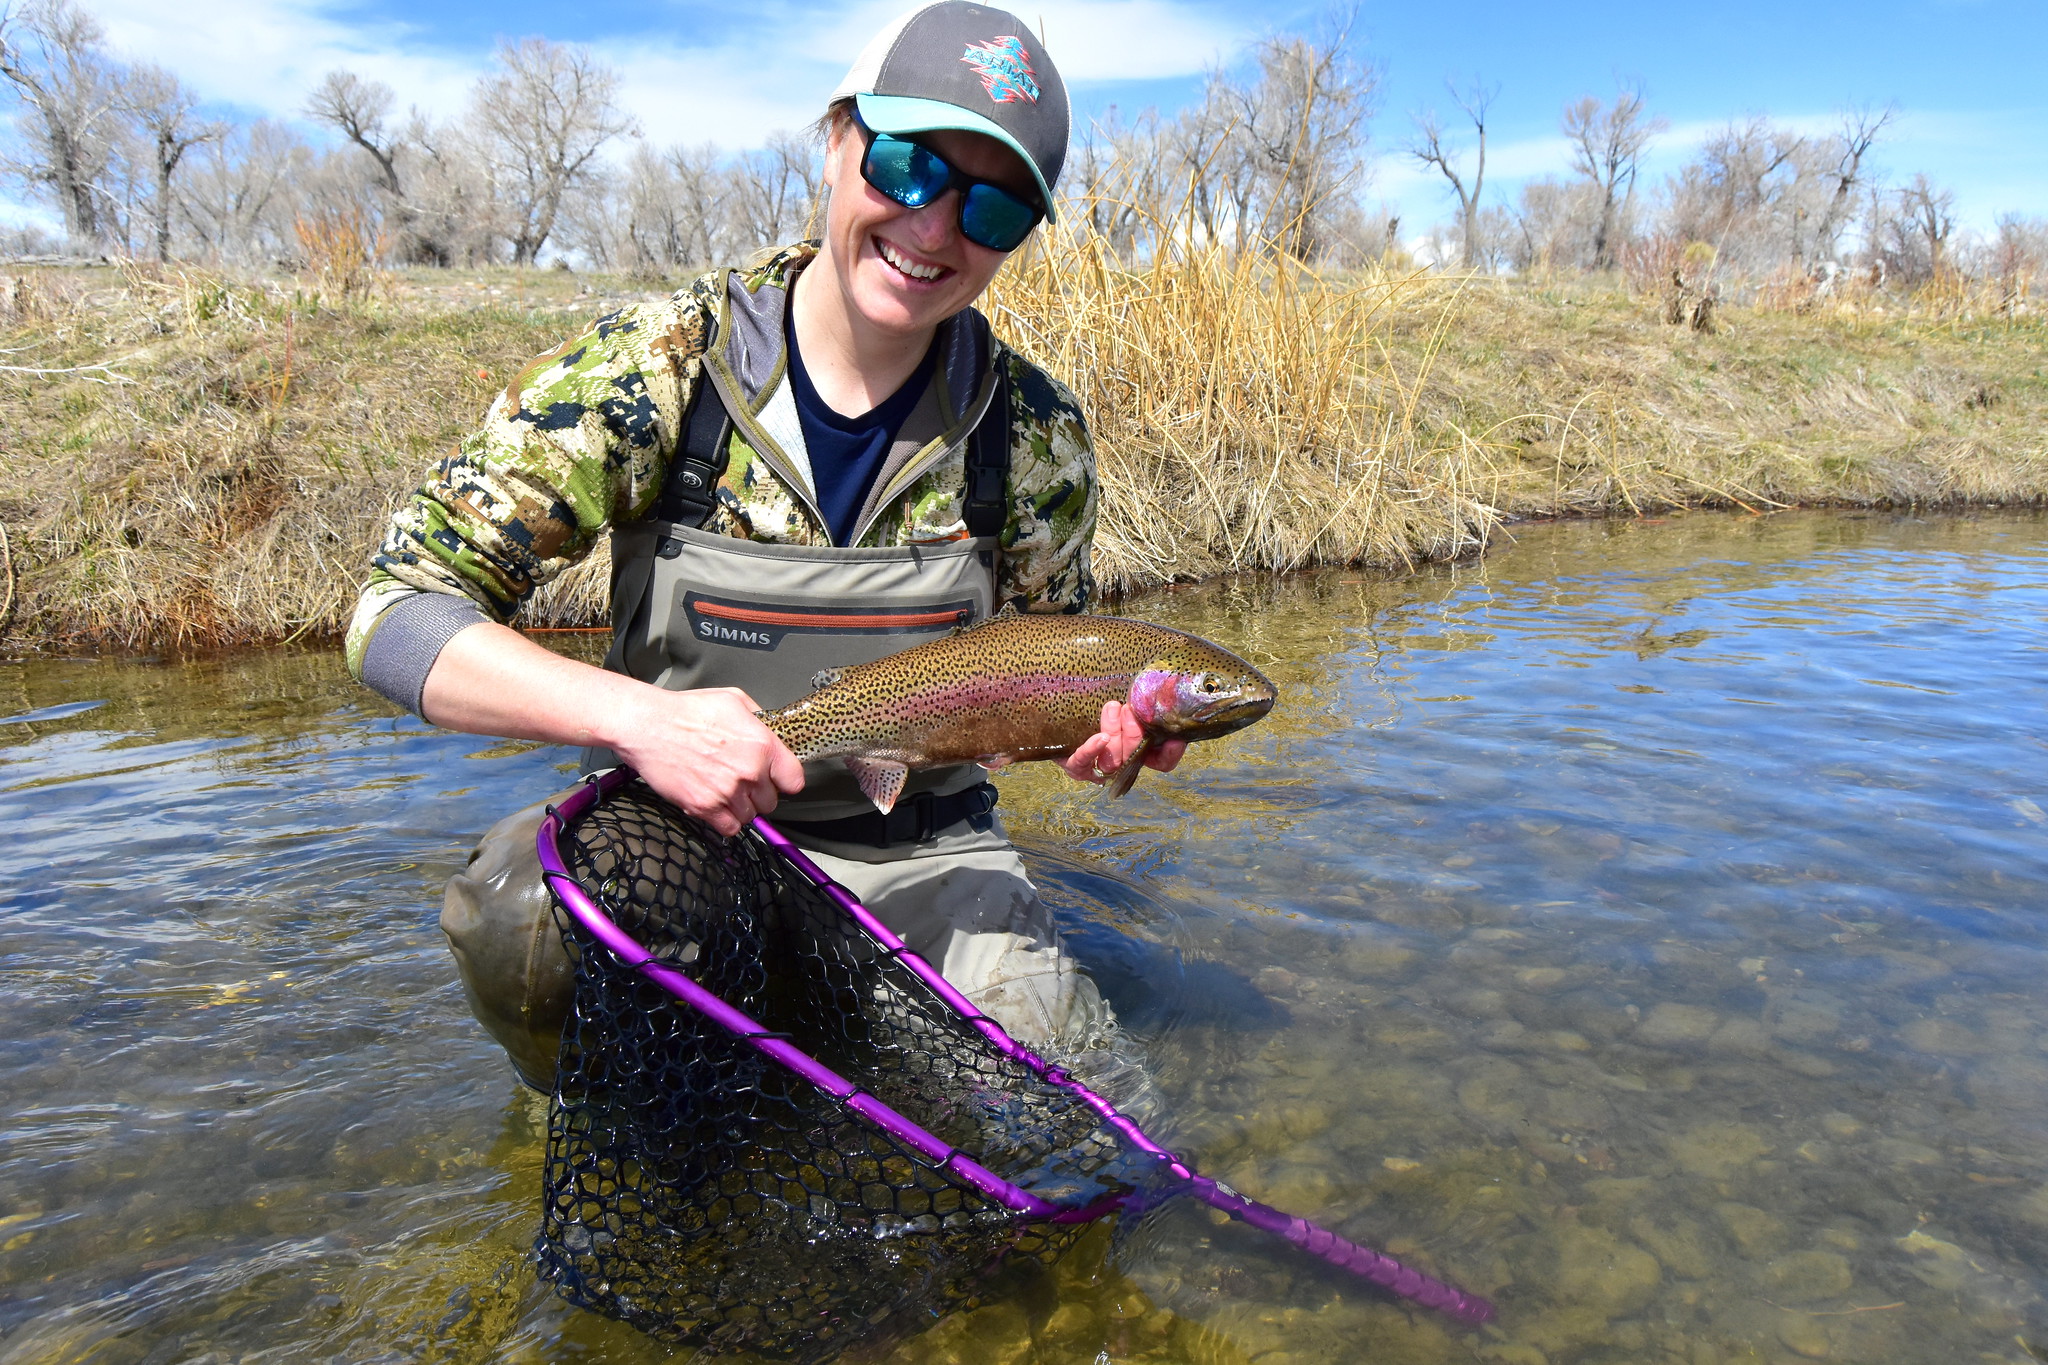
[760,611,1276,814]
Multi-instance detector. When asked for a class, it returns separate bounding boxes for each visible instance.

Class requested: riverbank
[2,256,2043,653]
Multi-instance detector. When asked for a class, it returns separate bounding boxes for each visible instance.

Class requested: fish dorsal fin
[846,756,910,814]
[810,666,845,690]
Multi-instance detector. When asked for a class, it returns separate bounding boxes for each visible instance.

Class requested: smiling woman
[347,0,1188,1172]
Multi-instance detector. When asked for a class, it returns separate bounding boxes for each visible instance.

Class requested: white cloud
[597,42,835,148]
[796,0,1245,82]
[88,0,479,121]
[70,0,1248,156]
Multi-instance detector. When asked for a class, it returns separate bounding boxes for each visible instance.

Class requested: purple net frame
[536,766,1494,1326]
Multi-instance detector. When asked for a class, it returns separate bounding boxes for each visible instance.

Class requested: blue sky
[9,0,2045,239]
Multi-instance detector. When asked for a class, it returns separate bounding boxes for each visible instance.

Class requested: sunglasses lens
[865,135,946,208]
[960,184,1040,252]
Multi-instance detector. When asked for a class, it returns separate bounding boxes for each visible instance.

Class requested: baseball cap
[830,1,1070,222]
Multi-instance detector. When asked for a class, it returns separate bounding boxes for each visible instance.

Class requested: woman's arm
[421,622,804,837]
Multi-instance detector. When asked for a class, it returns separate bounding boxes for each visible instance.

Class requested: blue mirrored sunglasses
[856,119,1044,254]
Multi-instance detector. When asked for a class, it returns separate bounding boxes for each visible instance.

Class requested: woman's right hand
[420,623,805,837]
[608,686,806,837]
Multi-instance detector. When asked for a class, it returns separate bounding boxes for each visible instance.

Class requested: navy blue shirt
[785,311,939,548]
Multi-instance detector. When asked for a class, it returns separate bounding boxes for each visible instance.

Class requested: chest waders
[586,333,1014,837]
[443,311,1116,1090]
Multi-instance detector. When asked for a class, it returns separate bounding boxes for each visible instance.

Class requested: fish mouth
[1178,687,1276,739]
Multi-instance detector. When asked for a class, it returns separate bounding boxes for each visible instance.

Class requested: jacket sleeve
[345,286,715,712]
[997,352,1099,614]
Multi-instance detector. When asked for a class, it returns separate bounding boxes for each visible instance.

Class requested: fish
[759,611,1277,814]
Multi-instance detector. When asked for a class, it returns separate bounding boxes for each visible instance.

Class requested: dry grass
[990,226,1498,592]
[1405,274,2048,519]
[2,242,2045,656]
[0,263,608,651]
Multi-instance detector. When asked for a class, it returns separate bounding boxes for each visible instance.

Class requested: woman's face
[816,113,1034,339]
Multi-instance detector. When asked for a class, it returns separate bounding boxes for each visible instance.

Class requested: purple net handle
[535,770,1112,1225]
[751,815,1496,1326]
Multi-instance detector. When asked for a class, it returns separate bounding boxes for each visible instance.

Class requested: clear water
[6,510,2048,1365]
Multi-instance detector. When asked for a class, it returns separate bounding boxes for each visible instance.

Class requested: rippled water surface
[8,511,2048,1365]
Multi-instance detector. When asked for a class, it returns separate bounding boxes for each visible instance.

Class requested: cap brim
[856,92,1057,224]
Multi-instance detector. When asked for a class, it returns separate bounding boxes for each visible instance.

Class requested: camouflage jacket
[346,242,1099,710]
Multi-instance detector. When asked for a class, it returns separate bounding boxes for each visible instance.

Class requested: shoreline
[3,260,2042,656]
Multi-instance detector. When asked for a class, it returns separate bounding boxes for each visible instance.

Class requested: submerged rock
[1629,1212,1716,1279]
[1900,1016,1984,1056]
[1667,1122,1770,1179]
[1552,1224,1663,1317]
[1775,1310,1832,1359]
[1765,1250,1854,1302]
[1715,1202,1789,1258]
[1637,1003,1721,1047]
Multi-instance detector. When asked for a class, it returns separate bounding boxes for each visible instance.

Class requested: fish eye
[1198,674,1223,694]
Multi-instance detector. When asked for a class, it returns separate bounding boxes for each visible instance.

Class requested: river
[4,510,2046,1364]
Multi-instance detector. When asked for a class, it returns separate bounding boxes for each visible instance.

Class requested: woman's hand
[609,687,806,837]
[420,623,804,836]
[1058,700,1187,786]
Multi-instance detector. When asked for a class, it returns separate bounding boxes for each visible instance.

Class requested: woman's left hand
[1059,701,1188,785]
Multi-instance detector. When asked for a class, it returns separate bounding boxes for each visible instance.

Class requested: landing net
[533,768,1490,1361]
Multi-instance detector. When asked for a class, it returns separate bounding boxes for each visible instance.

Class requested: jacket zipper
[693,602,968,629]
[848,358,999,547]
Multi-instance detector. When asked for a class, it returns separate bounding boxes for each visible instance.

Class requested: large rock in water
[1553,1224,1663,1316]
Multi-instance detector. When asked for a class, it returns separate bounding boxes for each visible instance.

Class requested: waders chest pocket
[681,593,974,652]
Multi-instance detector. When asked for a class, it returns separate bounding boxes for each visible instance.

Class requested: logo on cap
[960,36,1040,105]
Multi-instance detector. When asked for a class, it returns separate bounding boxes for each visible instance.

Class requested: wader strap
[773,782,999,848]
[964,365,1010,539]
[654,375,736,531]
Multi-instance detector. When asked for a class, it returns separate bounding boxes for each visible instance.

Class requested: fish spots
[761,613,1276,811]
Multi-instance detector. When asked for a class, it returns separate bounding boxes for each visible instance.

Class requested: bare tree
[1561,84,1663,270]
[1409,79,1496,270]
[306,68,449,262]
[306,71,399,196]
[1663,117,1807,275]
[179,116,306,263]
[1811,104,1893,264]
[469,38,635,265]
[1222,16,1377,261]
[1895,173,1954,279]
[0,0,126,247]
[123,62,222,261]
[1989,213,2046,313]
[729,130,821,246]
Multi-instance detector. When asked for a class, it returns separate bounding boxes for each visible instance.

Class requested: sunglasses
[856,120,1044,254]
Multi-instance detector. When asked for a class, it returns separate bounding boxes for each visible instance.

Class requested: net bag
[533,770,1490,1361]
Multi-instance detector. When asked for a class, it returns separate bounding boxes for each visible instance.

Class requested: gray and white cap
[830,0,1070,221]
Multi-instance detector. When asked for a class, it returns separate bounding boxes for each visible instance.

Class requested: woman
[347,0,1182,1086]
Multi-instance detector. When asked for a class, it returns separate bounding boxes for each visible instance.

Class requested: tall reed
[989,219,1499,592]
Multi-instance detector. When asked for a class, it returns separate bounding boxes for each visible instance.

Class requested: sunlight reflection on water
[5,510,2048,1364]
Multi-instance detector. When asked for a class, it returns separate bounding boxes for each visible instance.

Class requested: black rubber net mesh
[536,779,1157,1360]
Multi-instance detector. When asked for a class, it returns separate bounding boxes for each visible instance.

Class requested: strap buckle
[907,789,938,844]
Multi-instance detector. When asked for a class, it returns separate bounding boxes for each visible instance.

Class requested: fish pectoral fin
[847,757,911,815]
[977,754,1017,771]
[1101,739,1155,799]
